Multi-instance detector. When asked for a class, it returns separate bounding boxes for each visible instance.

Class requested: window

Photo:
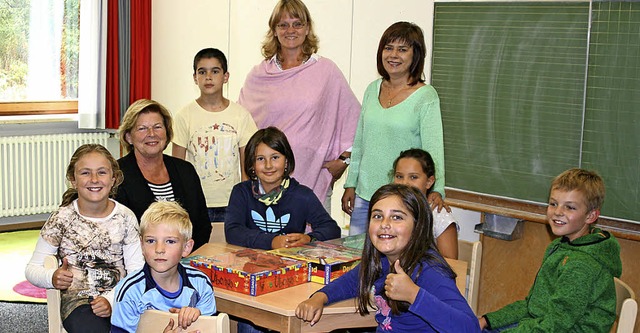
[0,0,80,115]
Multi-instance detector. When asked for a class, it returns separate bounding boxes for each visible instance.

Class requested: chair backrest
[43,255,67,333]
[457,240,482,314]
[136,309,230,333]
[445,257,469,296]
[613,277,637,333]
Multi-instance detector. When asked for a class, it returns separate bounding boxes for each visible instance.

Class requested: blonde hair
[261,0,319,60]
[61,144,123,207]
[551,168,605,212]
[118,99,174,154]
[140,201,192,241]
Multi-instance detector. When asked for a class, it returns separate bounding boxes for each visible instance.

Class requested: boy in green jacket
[479,168,622,332]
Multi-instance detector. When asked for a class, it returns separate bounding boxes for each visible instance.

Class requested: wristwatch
[338,155,351,165]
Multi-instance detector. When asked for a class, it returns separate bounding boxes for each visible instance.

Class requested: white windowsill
[0,114,78,125]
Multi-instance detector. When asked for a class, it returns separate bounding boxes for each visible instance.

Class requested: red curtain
[105,0,120,129]
[129,0,151,105]
[105,0,151,129]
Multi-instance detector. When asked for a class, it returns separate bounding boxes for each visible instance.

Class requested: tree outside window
[0,0,79,115]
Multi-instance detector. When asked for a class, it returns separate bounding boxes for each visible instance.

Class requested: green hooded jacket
[485,227,622,332]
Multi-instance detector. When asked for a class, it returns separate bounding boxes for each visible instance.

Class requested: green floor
[0,229,45,302]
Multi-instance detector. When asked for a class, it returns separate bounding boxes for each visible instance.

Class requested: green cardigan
[344,79,445,200]
[485,227,622,332]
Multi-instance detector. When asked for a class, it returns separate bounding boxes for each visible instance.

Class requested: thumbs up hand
[384,260,419,304]
[52,257,74,290]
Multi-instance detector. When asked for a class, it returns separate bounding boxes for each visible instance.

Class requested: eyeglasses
[276,21,305,30]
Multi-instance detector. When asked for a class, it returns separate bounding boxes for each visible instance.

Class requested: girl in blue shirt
[296,184,479,332]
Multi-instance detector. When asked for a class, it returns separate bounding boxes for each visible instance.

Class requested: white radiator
[0,132,112,218]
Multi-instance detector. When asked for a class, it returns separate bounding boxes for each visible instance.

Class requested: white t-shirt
[173,100,257,207]
[433,208,459,240]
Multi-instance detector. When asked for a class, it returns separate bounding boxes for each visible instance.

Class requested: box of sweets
[188,248,308,296]
[268,240,362,284]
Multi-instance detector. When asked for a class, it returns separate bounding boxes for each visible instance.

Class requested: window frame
[0,101,78,116]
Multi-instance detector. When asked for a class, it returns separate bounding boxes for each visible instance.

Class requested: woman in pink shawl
[238,0,360,212]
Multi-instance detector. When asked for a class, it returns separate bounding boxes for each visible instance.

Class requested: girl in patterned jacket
[25,144,144,333]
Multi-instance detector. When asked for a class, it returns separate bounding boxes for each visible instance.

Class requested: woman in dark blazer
[115,99,211,249]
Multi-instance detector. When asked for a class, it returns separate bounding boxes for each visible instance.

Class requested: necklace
[276,54,310,70]
[384,84,410,107]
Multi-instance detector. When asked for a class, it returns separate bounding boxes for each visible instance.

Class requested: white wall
[150,0,482,239]
[151,0,435,109]
[151,0,230,115]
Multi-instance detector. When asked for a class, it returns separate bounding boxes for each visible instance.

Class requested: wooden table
[192,243,468,333]
[192,243,375,332]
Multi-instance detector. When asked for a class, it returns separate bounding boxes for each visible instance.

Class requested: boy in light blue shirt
[111,201,216,332]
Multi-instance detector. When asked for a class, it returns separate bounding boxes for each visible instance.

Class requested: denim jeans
[323,186,333,214]
[236,320,271,333]
[348,195,370,236]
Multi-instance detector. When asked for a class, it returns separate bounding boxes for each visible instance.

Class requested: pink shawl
[238,57,361,200]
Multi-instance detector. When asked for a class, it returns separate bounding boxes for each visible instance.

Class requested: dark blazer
[115,151,212,249]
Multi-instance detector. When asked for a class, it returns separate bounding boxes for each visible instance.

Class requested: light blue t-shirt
[110,263,216,333]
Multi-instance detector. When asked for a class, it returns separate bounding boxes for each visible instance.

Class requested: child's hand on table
[295,292,329,326]
[284,233,311,247]
[272,233,311,248]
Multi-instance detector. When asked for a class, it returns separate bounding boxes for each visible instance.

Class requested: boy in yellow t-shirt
[172,48,257,223]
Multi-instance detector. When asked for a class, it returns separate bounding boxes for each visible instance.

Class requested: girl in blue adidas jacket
[224,127,341,250]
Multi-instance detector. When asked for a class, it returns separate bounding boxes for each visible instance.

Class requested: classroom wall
[150,0,433,115]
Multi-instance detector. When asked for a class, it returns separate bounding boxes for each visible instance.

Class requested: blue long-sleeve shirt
[320,254,480,332]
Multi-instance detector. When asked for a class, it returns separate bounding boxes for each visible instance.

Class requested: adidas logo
[251,207,290,233]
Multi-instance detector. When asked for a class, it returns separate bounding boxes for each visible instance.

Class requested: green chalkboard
[432,2,640,222]
[582,2,640,222]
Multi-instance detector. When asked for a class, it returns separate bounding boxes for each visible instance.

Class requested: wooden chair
[43,255,67,333]
[457,240,482,314]
[445,257,469,297]
[136,309,230,333]
[612,277,637,333]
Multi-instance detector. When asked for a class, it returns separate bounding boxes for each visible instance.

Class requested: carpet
[0,229,46,303]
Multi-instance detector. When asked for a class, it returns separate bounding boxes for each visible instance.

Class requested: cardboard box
[188,248,308,296]
[268,241,361,284]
